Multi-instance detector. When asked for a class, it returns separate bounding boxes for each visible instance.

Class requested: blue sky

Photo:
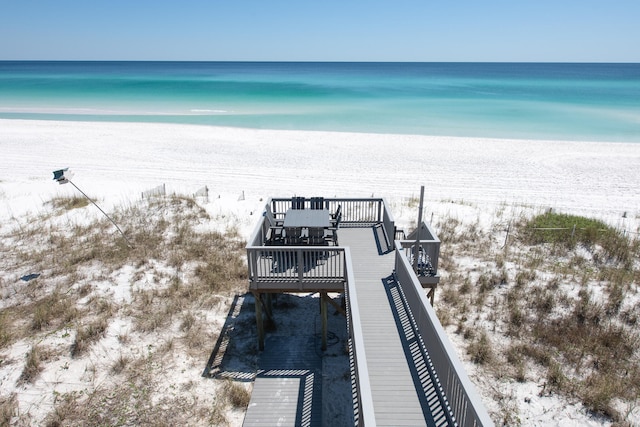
[1,0,638,61]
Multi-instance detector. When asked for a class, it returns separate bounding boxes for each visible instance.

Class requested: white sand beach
[1,119,639,426]
[2,119,639,230]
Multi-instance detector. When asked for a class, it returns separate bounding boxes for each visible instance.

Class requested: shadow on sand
[202,292,353,425]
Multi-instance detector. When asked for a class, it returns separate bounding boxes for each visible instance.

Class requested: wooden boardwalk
[244,335,322,427]
[341,226,448,426]
[244,225,451,426]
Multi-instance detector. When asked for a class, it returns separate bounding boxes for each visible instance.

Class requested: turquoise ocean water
[0,61,639,142]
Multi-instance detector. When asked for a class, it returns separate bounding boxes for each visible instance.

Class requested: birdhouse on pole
[53,168,74,185]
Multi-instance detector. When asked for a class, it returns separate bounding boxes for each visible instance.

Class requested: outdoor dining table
[283,209,330,245]
[283,209,330,229]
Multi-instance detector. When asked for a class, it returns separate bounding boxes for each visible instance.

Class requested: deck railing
[394,243,494,427]
[399,240,440,278]
[269,197,395,245]
[247,198,397,292]
[247,246,346,291]
[398,219,441,275]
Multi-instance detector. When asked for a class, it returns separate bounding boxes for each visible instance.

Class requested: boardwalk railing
[398,219,441,276]
[394,243,494,427]
[344,248,377,427]
[247,198,396,292]
[247,201,350,292]
[247,246,346,292]
[270,197,395,245]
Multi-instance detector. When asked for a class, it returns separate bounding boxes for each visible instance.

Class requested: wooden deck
[244,336,322,427]
[244,198,492,427]
[340,226,448,426]
[244,226,451,426]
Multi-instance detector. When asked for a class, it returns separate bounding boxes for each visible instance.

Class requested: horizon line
[1,59,639,64]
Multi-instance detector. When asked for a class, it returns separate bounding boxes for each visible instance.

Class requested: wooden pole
[321,292,328,351]
[253,292,264,351]
[413,186,425,273]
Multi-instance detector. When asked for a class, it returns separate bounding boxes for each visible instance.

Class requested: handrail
[247,245,346,290]
[394,242,494,427]
[380,197,395,250]
[344,247,377,427]
[270,197,387,226]
[399,240,441,277]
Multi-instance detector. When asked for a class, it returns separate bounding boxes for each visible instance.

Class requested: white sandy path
[1,119,639,232]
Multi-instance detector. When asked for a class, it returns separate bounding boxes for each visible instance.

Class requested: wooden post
[413,186,425,273]
[427,287,435,306]
[253,291,264,351]
[321,292,328,351]
[265,293,273,319]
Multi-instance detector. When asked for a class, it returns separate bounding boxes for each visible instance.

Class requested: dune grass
[435,209,640,424]
[1,193,248,425]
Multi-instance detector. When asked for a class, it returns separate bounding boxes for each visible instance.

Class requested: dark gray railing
[247,246,346,291]
[394,243,494,427]
[269,197,395,248]
[399,219,441,275]
[399,240,441,277]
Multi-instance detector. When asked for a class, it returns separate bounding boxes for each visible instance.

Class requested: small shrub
[467,332,493,365]
[71,317,109,357]
[0,394,17,426]
[19,345,42,384]
[225,381,251,408]
[49,196,90,211]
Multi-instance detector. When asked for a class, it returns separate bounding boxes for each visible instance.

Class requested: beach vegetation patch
[18,345,42,384]
[49,195,90,212]
[438,208,639,423]
[0,394,17,426]
[520,212,639,267]
[70,316,109,358]
[1,191,250,426]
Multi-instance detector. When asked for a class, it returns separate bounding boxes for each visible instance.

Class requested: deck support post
[320,292,328,351]
[253,291,265,351]
[265,293,273,319]
[426,287,435,306]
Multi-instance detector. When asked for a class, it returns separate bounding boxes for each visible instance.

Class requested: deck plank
[340,227,431,426]
[243,336,322,427]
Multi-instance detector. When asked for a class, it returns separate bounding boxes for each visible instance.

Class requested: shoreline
[1,118,639,232]
[2,114,639,144]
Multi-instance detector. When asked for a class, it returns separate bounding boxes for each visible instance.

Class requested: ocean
[0,61,639,142]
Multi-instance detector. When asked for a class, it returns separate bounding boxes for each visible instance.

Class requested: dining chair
[292,196,305,210]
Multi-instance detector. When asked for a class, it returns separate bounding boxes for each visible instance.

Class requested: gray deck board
[245,225,449,427]
[243,336,322,427]
[340,227,431,426]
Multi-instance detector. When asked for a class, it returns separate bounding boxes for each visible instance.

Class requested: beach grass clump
[520,212,638,266]
[71,316,109,357]
[18,345,43,384]
[0,312,11,349]
[224,379,252,408]
[0,394,17,426]
[467,331,494,365]
[49,195,90,212]
[30,291,79,332]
